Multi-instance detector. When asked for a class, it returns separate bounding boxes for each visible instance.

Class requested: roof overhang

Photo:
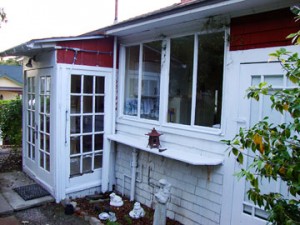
[0,35,106,57]
[87,0,299,42]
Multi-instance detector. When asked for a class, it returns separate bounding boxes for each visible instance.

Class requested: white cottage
[1,0,299,224]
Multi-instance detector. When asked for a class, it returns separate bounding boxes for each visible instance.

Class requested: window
[70,74,104,177]
[122,32,225,129]
[168,32,224,128]
[124,41,162,120]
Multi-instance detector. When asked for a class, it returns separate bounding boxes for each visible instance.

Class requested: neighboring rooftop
[0,65,23,85]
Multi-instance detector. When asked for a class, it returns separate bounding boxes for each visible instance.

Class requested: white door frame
[23,68,54,192]
[54,64,113,200]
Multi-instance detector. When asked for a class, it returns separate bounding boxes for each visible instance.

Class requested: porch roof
[0,35,106,57]
[85,0,298,40]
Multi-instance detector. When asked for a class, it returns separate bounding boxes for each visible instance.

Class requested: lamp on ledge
[146,128,162,149]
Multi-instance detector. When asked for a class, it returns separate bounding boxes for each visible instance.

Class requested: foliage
[0,7,7,28]
[223,12,300,225]
[0,58,21,66]
[0,98,22,147]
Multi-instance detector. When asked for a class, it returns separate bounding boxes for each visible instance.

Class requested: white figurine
[129,202,145,219]
[109,192,124,207]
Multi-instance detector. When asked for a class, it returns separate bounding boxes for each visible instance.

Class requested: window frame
[118,29,228,135]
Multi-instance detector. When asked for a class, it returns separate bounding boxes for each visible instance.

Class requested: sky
[0,0,179,52]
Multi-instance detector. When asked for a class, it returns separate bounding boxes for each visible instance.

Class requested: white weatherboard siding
[115,144,224,225]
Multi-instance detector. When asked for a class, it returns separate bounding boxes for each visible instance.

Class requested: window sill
[107,133,224,166]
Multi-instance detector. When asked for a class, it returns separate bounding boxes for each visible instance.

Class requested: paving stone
[0,193,13,215]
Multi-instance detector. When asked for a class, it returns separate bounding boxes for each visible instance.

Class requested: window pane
[83,96,93,113]
[84,76,93,93]
[71,96,81,113]
[94,153,103,169]
[71,75,81,93]
[168,35,194,125]
[45,154,50,171]
[71,116,81,134]
[95,134,103,150]
[96,77,104,94]
[83,135,92,152]
[83,115,93,133]
[195,32,224,128]
[95,96,104,113]
[95,115,104,132]
[83,155,92,173]
[141,41,161,120]
[70,136,80,154]
[70,156,80,176]
[124,45,139,116]
[40,151,44,168]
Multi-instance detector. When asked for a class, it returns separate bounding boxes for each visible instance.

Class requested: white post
[130,148,138,201]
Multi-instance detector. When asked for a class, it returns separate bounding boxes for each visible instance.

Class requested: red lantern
[146,128,162,149]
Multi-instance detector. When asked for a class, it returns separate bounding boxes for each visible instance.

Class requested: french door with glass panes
[25,69,52,185]
[69,73,105,182]
[231,62,294,225]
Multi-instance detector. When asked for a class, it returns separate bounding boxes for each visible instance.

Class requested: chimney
[114,0,118,23]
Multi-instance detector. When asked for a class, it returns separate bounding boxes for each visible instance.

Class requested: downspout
[130,148,138,201]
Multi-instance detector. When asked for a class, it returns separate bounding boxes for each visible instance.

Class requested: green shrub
[0,98,22,147]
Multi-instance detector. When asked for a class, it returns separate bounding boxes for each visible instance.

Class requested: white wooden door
[231,62,293,225]
[24,68,53,186]
[66,71,110,190]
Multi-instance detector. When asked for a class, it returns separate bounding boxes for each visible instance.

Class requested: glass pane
[264,75,283,86]
[83,96,93,113]
[70,156,80,176]
[32,145,35,159]
[195,32,224,127]
[40,115,44,131]
[40,151,44,168]
[70,136,80,155]
[95,96,104,113]
[45,154,50,171]
[124,45,139,116]
[94,153,103,169]
[83,155,92,173]
[40,134,44,150]
[46,116,50,133]
[45,96,50,114]
[71,75,81,93]
[95,134,103,150]
[71,96,81,113]
[40,96,45,113]
[84,76,93,93]
[83,135,92,152]
[95,115,104,132]
[96,77,104,94]
[27,143,31,158]
[32,111,35,126]
[71,116,81,134]
[251,75,261,86]
[40,77,45,93]
[46,77,51,94]
[32,77,35,92]
[45,135,50,153]
[141,41,161,120]
[168,35,194,125]
[83,115,93,133]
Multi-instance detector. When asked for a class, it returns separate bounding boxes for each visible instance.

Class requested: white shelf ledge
[107,133,224,166]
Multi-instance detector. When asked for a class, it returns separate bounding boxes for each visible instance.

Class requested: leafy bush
[0,98,22,147]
